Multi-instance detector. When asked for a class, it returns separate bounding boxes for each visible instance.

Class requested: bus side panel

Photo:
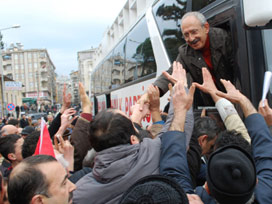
[111,78,169,127]
[96,95,107,113]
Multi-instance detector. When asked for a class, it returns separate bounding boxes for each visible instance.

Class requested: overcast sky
[0,0,127,76]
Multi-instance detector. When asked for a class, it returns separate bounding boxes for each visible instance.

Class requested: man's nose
[68,180,76,192]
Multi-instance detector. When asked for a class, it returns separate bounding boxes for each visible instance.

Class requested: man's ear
[7,153,16,161]
[198,135,208,146]
[31,195,44,204]
[130,135,139,145]
[204,22,210,34]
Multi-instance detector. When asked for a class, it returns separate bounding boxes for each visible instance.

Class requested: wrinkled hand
[163,61,187,86]
[172,81,195,113]
[61,108,77,129]
[216,79,245,104]
[60,84,72,113]
[147,85,160,112]
[258,99,272,126]
[137,92,150,111]
[79,82,92,113]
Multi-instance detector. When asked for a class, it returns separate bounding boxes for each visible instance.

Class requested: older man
[8,155,76,204]
[139,11,233,106]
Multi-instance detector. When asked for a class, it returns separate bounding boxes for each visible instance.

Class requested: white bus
[91,0,272,123]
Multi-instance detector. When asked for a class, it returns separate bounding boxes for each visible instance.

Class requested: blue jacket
[160,114,272,204]
[159,131,194,194]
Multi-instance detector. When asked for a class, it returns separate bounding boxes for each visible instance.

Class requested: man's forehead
[38,161,66,181]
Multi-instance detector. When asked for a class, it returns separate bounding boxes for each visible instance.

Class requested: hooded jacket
[73,137,161,204]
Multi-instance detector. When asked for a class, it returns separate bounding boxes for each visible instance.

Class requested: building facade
[1,45,57,107]
[77,49,96,96]
[70,70,79,105]
[56,75,72,105]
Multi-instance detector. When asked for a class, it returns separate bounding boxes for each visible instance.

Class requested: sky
[0,0,127,76]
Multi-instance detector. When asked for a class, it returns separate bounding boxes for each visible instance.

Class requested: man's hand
[79,82,92,113]
[130,103,150,126]
[54,133,74,171]
[173,82,195,113]
[60,108,77,130]
[163,61,187,86]
[170,82,195,132]
[216,79,257,117]
[193,68,220,102]
[147,85,160,112]
[258,99,272,126]
[60,84,72,114]
[137,92,150,111]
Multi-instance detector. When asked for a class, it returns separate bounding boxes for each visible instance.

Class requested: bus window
[112,39,126,88]
[93,67,102,94]
[101,53,113,92]
[125,18,156,83]
[192,0,216,11]
[152,0,187,62]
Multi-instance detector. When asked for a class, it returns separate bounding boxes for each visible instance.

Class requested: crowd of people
[0,11,271,204]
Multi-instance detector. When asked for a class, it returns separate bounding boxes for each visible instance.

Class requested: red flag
[34,118,55,158]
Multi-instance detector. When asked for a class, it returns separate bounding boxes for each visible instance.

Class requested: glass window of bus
[93,67,102,94]
[192,0,216,11]
[125,18,156,83]
[101,53,113,92]
[112,39,126,88]
[262,29,272,92]
[152,0,187,62]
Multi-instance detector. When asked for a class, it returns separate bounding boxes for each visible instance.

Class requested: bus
[90,0,272,124]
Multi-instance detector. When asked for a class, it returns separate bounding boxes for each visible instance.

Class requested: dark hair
[8,119,19,126]
[193,117,220,141]
[22,131,40,158]
[89,109,137,152]
[8,155,56,204]
[214,130,252,154]
[0,134,21,162]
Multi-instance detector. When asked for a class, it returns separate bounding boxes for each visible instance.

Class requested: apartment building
[77,48,96,96]
[1,45,56,106]
[70,70,79,105]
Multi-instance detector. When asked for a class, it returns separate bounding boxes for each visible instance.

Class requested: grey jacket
[73,137,161,204]
[154,27,234,105]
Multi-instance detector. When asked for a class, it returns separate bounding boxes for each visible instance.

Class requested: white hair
[181,11,207,27]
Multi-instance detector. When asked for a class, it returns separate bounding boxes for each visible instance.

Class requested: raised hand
[163,61,187,86]
[258,99,272,126]
[147,84,160,112]
[193,68,220,102]
[79,82,92,113]
[60,83,72,114]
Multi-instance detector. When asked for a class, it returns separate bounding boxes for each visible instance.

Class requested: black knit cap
[207,145,256,204]
[119,175,188,204]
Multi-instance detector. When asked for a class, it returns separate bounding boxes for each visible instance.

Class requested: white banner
[5,81,22,91]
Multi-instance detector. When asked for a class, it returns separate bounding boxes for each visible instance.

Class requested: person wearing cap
[161,77,272,203]
[20,126,35,139]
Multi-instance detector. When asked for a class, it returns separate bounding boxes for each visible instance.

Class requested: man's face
[181,15,209,50]
[2,125,19,136]
[40,162,76,204]
[14,138,24,163]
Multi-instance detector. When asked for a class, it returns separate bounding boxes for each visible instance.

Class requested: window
[29,82,34,87]
[112,38,126,87]
[28,53,32,59]
[40,52,46,58]
[16,74,19,79]
[6,74,13,80]
[192,0,217,11]
[101,53,113,92]
[14,54,18,60]
[153,0,187,62]
[15,65,19,70]
[262,30,272,93]
[5,65,12,71]
[21,64,24,69]
[28,63,32,69]
[125,18,156,83]
[29,72,33,78]
[34,63,38,69]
